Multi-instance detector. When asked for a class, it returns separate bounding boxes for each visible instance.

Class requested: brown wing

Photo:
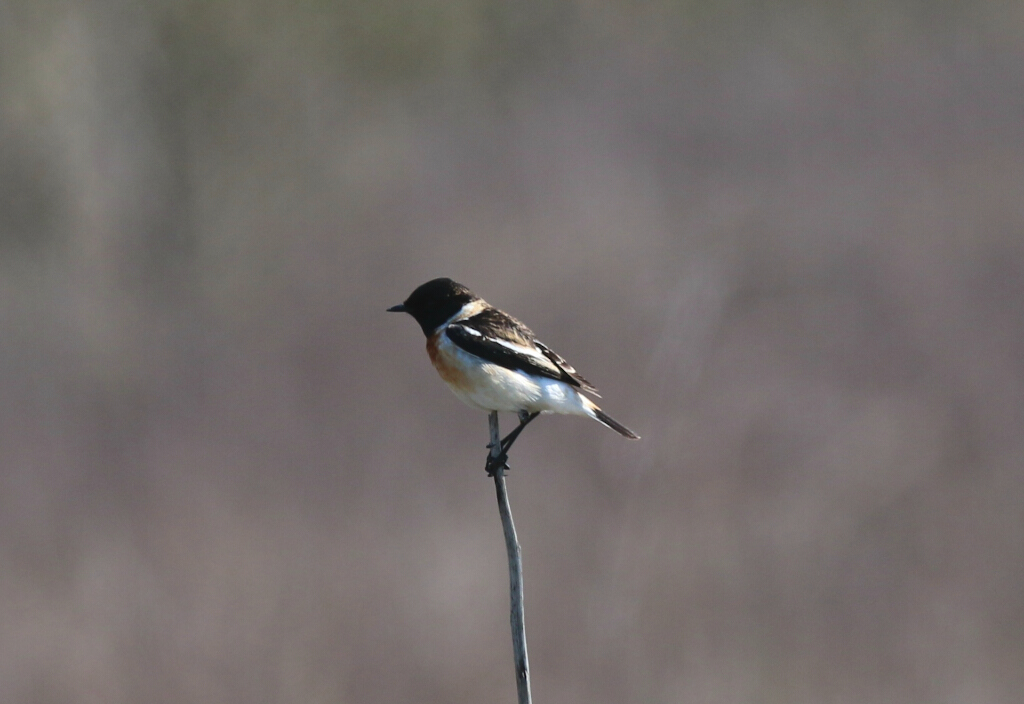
[445,308,599,394]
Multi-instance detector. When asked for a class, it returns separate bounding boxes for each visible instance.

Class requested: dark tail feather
[593,408,641,439]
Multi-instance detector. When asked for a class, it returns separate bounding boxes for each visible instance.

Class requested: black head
[387,278,479,336]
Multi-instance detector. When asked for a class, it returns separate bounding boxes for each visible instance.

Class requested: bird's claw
[485,451,510,477]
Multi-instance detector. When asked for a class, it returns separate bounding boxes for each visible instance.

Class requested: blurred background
[2,1,1023,702]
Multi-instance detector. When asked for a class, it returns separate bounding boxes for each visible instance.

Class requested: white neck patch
[445,298,487,324]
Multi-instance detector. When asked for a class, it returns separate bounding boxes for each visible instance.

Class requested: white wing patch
[492,336,550,361]
[445,320,544,360]
[447,322,561,376]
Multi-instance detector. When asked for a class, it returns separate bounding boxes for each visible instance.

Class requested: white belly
[434,332,591,416]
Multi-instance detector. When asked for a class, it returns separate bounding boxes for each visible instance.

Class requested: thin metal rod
[489,411,532,704]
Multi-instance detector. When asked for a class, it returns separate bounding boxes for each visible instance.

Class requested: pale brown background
[2,2,1023,703]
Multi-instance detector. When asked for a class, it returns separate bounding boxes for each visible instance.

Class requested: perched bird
[388,278,639,470]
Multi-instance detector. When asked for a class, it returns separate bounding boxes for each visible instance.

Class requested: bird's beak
[387,304,407,313]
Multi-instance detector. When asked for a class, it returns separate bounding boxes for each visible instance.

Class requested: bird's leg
[501,410,540,454]
[486,411,540,476]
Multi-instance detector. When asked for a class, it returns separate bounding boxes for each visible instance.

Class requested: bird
[388,278,639,473]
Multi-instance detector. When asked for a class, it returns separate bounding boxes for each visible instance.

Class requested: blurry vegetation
[1,1,1023,703]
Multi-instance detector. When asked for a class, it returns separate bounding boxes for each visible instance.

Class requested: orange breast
[427,333,474,392]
